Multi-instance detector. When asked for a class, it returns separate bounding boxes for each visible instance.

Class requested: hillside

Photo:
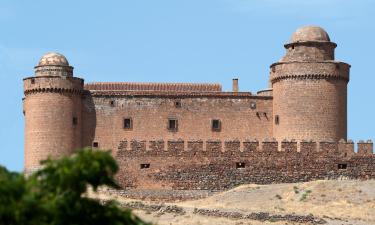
[94,180,375,225]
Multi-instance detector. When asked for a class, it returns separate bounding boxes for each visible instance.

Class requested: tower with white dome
[23,52,84,172]
[270,26,350,142]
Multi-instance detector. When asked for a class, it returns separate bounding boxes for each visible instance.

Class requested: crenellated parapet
[115,138,375,191]
[116,139,374,158]
[23,76,84,95]
[270,61,350,84]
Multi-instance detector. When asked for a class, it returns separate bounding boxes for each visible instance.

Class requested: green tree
[0,149,150,225]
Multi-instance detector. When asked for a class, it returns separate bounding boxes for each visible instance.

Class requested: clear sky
[0,0,374,171]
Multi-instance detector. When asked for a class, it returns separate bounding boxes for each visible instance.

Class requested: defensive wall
[114,139,374,191]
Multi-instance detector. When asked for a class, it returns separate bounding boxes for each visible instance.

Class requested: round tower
[270,26,350,142]
[23,53,84,173]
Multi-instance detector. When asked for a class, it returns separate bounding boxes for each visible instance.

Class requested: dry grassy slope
[96,180,375,225]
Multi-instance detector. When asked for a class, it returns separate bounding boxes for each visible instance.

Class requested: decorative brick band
[24,87,84,95]
[271,73,349,84]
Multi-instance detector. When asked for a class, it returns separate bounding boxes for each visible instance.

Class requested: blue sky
[0,0,374,171]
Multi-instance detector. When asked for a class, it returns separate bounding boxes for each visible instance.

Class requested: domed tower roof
[38,52,70,66]
[290,26,330,43]
[35,52,73,77]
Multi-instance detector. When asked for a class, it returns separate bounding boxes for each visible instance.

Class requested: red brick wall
[82,95,273,152]
[23,76,83,171]
[271,57,350,142]
[114,139,374,190]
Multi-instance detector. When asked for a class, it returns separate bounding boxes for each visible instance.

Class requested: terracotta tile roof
[85,90,265,99]
[84,82,222,92]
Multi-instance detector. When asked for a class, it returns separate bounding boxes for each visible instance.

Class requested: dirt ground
[93,179,375,225]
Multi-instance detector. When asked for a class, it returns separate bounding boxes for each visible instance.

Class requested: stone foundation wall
[114,139,374,191]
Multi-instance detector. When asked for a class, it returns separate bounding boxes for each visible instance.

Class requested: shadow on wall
[81,92,96,149]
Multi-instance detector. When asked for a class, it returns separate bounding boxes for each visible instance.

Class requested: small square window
[212,119,221,132]
[140,163,150,169]
[73,117,78,125]
[174,100,181,108]
[236,162,245,169]
[123,118,132,129]
[275,115,279,125]
[168,119,178,131]
[93,142,99,148]
[338,164,347,170]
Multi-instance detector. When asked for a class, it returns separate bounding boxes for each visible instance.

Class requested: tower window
[93,142,99,148]
[123,118,132,129]
[236,162,245,169]
[275,115,280,125]
[212,119,221,132]
[110,100,115,107]
[250,102,256,110]
[31,78,35,84]
[174,100,181,108]
[338,164,347,170]
[73,117,78,125]
[140,163,150,169]
[168,119,178,131]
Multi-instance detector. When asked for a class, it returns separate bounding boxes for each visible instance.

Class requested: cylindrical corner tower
[23,52,84,173]
[271,26,350,142]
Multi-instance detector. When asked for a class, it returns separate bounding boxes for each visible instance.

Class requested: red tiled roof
[86,90,263,99]
[84,82,222,92]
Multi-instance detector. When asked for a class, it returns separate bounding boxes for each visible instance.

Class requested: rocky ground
[93,179,375,225]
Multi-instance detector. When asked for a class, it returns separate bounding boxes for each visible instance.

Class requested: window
[110,100,115,107]
[73,117,78,125]
[212,119,221,132]
[31,78,35,84]
[275,115,280,125]
[250,102,256,110]
[174,100,181,108]
[123,118,132,129]
[236,162,245,169]
[93,142,99,148]
[140,163,150,169]
[168,119,178,131]
[338,164,347,170]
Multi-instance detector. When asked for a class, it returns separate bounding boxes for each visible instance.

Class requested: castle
[23,26,374,194]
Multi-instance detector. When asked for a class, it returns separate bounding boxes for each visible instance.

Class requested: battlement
[23,76,84,95]
[116,139,373,157]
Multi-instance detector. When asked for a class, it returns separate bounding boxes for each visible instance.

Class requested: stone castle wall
[82,94,274,151]
[23,76,83,171]
[114,139,374,190]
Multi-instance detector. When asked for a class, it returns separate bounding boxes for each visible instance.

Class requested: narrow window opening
[73,117,78,125]
[291,45,295,50]
[31,78,35,84]
[110,100,115,107]
[140,163,150,169]
[168,119,178,131]
[212,119,221,132]
[174,100,181,108]
[236,162,245,169]
[123,118,132,129]
[275,115,280,125]
[338,164,347,170]
[250,102,256,110]
[93,142,99,148]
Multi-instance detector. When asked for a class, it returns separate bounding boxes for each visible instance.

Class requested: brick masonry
[22,26,374,196]
[115,139,374,190]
